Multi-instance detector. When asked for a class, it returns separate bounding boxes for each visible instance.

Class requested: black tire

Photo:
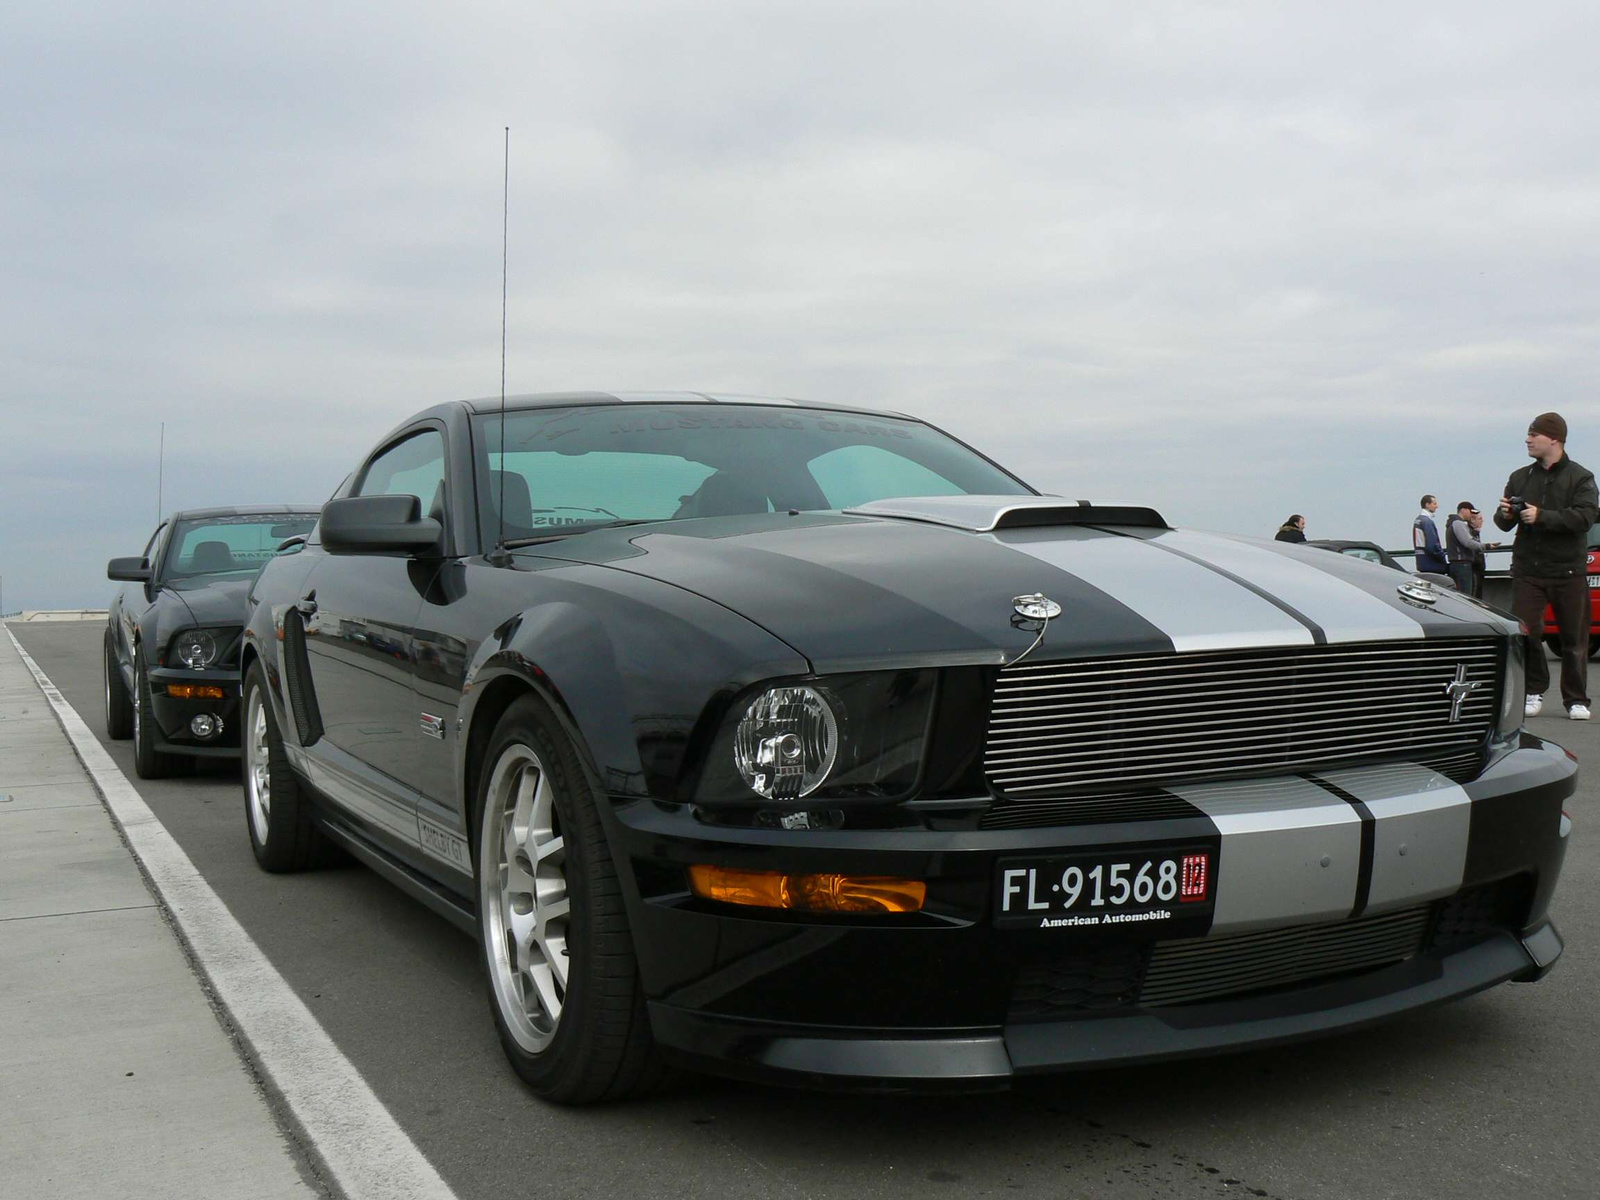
[132,648,184,779]
[242,662,327,872]
[1544,635,1563,657]
[104,636,134,740]
[474,694,665,1104]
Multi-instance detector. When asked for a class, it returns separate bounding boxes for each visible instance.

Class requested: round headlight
[733,686,838,800]
[173,630,218,669]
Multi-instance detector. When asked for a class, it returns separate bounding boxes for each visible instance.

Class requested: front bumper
[605,738,1575,1090]
[147,665,241,756]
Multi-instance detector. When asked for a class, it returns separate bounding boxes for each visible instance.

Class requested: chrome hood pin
[1397,576,1439,604]
[1008,593,1062,666]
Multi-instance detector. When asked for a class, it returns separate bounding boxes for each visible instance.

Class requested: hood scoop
[845,495,1169,533]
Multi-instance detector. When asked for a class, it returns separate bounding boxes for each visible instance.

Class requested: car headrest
[190,541,235,572]
[491,470,533,529]
[679,472,768,519]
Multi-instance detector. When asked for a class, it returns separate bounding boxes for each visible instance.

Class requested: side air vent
[281,610,324,747]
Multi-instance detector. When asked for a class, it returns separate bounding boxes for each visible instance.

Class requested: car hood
[533,513,1513,673]
[159,575,253,630]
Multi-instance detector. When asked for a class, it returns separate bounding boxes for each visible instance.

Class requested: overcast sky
[3,2,1597,611]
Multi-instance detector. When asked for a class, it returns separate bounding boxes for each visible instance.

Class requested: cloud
[3,1,1598,609]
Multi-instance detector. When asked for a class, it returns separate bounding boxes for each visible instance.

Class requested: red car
[1542,527,1600,656]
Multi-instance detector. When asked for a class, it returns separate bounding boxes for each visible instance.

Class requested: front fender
[457,562,810,803]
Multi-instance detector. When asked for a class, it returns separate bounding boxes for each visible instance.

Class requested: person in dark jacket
[1494,412,1600,719]
[1413,495,1447,573]
[1444,502,1485,597]
[1274,514,1307,543]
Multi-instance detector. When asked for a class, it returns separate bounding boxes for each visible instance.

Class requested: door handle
[295,590,318,616]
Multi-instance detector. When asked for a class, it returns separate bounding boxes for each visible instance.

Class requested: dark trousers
[1512,575,1591,708]
[1447,562,1475,596]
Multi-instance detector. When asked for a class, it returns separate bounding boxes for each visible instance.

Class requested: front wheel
[132,649,184,778]
[242,662,327,871]
[475,694,664,1103]
[105,636,134,740]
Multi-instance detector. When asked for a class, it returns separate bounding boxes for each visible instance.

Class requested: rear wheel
[104,637,134,740]
[132,649,184,779]
[242,662,327,871]
[1544,635,1564,657]
[475,694,664,1103]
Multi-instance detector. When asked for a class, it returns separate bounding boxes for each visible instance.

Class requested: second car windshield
[471,403,1031,540]
[164,515,318,581]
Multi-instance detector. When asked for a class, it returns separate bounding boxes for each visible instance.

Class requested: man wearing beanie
[1495,412,1599,719]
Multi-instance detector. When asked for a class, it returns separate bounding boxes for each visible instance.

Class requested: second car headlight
[171,629,219,669]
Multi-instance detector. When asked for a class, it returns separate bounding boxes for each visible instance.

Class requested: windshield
[163,514,319,581]
[471,404,1031,541]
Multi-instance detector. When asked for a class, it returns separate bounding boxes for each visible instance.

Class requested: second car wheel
[104,636,134,740]
[242,662,329,872]
[132,648,184,779]
[475,693,665,1104]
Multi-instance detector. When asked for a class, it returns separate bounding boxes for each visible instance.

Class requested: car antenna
[488,125,513,567]
[156,420,164,524]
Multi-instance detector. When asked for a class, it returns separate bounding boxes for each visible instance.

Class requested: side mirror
[321,495,442,556]
[107,557,151,582]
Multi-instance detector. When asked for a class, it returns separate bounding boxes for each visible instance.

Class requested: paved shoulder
[0,624,319,1198]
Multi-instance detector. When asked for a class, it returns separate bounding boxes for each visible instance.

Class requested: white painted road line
[5,627,460,1200]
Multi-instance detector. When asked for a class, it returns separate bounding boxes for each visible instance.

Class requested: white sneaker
[1525,695,1543,717]
[1570,704,1591,721]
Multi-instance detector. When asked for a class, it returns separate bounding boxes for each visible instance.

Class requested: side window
[357,431,447,512]
[806,445,966,510]
[1342,548,1382,565]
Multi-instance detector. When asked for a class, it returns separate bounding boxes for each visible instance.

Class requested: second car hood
[532,514,1511,673]
[161,575,254,629]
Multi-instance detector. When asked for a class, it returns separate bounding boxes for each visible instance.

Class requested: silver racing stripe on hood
[989,526,1315,652]
[1141,530,1427,643]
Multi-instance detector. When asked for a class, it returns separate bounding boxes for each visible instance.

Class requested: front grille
[985,637,1500,799]
[979,789,1203,829]
[1010,944,1147,1020]
[1429,877,1531,950]
[1139,906,1432,1007]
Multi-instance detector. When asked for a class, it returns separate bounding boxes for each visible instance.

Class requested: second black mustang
[239,393,1572,1103]
[106,505,317,776]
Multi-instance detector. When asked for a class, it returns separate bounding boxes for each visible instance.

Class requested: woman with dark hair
[1275,514,1307,543]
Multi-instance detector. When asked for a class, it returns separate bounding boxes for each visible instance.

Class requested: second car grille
[985,637,1501,799]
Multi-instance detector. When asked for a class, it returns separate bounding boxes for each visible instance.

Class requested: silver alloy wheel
[245,686,271,845]
[480,742,570,1053]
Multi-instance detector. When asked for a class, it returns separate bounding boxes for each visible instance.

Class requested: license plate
[994,848,1212,930]
[1589,575,1599,589]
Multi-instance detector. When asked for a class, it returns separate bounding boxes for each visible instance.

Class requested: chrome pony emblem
[1013,593,1063,620]
[1397,576,1438,604]
[1442,664,1482,723]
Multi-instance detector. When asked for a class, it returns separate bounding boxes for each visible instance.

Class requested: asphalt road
[18,621,1599,1200]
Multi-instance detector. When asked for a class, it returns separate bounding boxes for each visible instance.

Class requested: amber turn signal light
[688,865,926,914]
[166,684,226,700]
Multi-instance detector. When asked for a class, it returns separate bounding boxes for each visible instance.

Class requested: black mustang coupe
[239,393,1573,1103]
[106,505,318,777]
